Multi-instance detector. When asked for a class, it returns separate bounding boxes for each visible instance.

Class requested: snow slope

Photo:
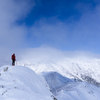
[0,65,53,100]
[43,72,100,100]
[17,57,100,100]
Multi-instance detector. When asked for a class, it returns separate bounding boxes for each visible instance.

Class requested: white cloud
[0,0,34,23]
[0,0,35,48]
[18,46,100,65]
[18,46,65,63]
[0,0,35,65]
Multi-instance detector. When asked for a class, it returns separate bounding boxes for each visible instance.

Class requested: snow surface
[43,72,100,100]
[0,65,53,100]
[17,57,100,100]
[1,57,100,100]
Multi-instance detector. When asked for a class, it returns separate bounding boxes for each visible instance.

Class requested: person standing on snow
[11,54,16,66]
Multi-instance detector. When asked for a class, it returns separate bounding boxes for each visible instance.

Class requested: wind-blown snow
[0,65,53,100]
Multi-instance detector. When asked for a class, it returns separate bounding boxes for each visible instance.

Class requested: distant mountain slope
[0,65,53,100]
[43,72,100,100]
[18,57,100,85]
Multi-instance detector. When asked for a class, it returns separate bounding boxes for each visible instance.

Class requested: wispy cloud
[30,18,69,47]
[0,0,34,48]
[29,2,100,52]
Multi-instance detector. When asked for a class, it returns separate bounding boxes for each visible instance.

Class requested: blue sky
[20,0,96,25]
[0,0,100,64]
[17,0,100,53]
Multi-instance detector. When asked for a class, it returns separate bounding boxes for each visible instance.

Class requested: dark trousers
[12,59,15,66]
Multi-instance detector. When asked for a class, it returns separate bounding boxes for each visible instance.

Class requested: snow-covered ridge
[0,65,53,100]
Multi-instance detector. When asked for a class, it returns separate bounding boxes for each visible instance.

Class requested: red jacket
[12,54,16,60]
